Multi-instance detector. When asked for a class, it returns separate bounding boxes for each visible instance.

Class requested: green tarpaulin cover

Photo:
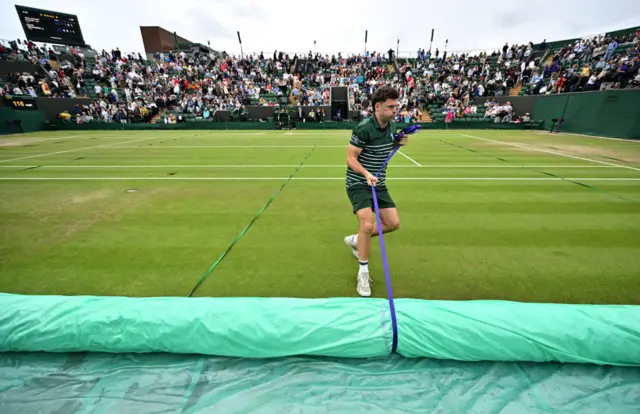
[1,293,639,412]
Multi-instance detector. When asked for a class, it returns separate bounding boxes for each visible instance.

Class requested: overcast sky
[2,0,639,57]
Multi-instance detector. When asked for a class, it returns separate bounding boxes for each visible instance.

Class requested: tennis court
[1,129,639,304]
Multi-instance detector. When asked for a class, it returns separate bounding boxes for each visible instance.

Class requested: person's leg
[349,207,373,296]
[345,209,397,257]
[345,187,371,259]
[370,187,400,237]
[345,187,376,296]
[345,187,401,297]
[376,208,400,235]
[355,207,374,264]
[345,187,398,253]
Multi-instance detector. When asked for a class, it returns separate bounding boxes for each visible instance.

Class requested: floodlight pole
[237,31,244,59]
[429,28,434,53]
[364,30,368,56]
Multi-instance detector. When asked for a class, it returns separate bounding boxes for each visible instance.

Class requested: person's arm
[347,144,377,186]
[346,129,377,186]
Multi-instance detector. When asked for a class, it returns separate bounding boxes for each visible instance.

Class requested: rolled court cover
[0,294,639,412]
[1,294,639,365]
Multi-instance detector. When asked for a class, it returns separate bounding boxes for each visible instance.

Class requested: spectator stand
[2,25,637,127]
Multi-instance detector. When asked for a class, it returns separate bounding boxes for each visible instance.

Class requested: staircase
[420,109,432,123]
[150,111,164,124]
[540,47,553,68]
[83,56,98,99]
[509,82,523,96]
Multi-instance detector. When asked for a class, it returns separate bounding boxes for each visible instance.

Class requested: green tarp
[0,295,392,358]
[1,294,639,365]
[1,294,639,412]
[396,300,640,365]
[2,352,639,413]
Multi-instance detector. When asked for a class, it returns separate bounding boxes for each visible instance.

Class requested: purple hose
[367,124,420,352]
[371,184,398,352]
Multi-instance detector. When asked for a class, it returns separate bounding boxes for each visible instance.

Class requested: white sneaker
[357,272,372,297]
[344,235,359,260]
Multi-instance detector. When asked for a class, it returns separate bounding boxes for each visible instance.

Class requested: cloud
[494,11,525,30]
[185,11,233,42]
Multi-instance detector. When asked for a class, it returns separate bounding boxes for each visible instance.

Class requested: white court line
[236,132,457,136]
[0,164,397,168]
[0,135,87,144]
[0,136,158,164]
[460,134,640,172]
[177,136,349,139]
[1,177,638,181]
[0,165,621,169]
[398,151,422,166]
[534,131,640,143]
[108,145,346,148]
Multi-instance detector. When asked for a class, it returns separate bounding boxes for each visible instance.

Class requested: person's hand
[365,172,378,187]
[396,136,408,146]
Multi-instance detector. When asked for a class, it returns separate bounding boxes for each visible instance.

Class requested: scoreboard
[4,96,38,110]
[15,5,86,46]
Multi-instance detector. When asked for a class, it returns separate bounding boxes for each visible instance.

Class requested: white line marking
[0,165,621,169]
[1,177,638,181]
[205,132,457,136]
[0,164,370,168]
[107,145,346,148]
[534,131,640,143]
[0,137,158,164]
[0,135,87,144]
[398,151,422,166]
[460,134,640,172]
[177,136,348,139]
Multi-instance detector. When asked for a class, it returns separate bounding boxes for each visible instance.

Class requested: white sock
[359,260,369,274]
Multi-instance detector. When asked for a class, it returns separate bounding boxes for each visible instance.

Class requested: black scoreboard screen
[15,5,86,46]
[4,96,38,110]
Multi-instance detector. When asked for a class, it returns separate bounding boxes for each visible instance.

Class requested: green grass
[1,129,639,304]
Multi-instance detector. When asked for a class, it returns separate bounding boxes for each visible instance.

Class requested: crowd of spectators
[1,27,638,125]
[525,31,640,95]
[1,39,84,99]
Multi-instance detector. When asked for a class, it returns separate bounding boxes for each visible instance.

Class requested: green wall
[532,90,640,139]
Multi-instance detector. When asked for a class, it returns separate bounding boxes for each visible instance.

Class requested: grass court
[1,129,639,304]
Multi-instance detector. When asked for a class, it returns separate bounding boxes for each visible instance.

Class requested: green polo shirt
[346,115,397,189]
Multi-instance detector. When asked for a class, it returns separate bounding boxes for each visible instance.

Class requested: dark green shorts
[346,186,396,213]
